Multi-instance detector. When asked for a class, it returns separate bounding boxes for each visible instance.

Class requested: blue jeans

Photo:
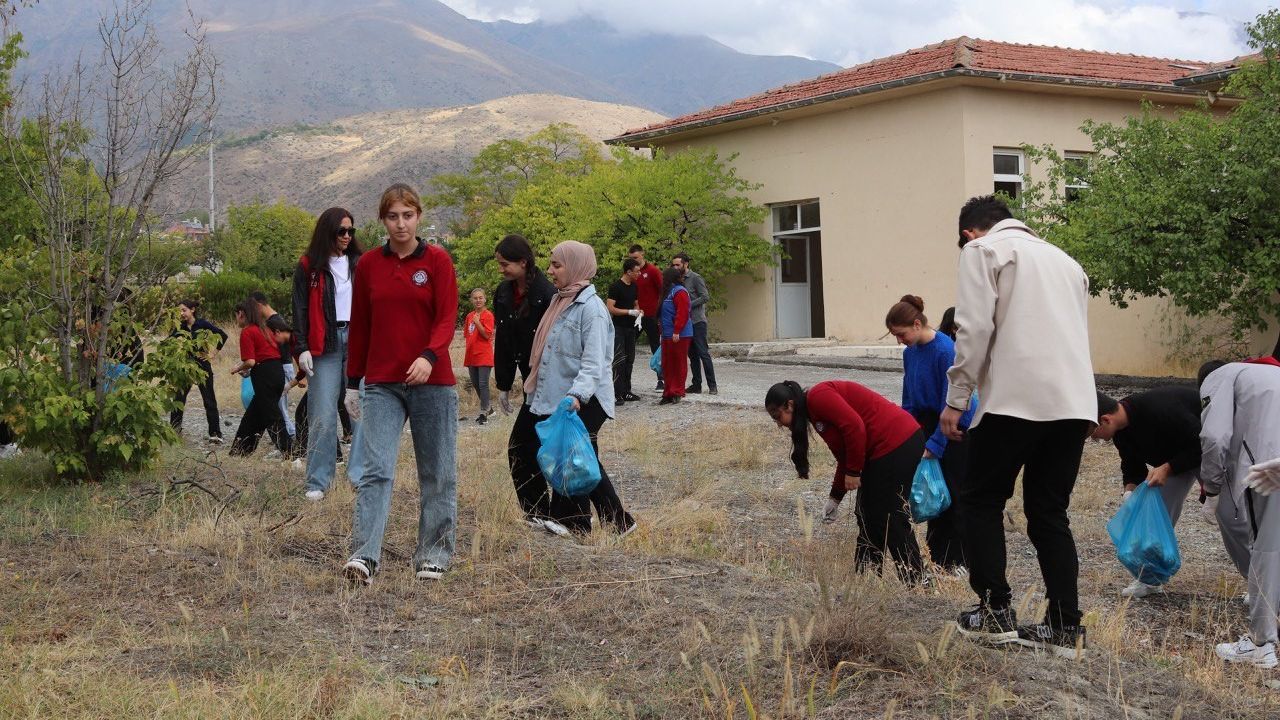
[279,363,297,437]
[350,383,458,570]
[304,327,365,493]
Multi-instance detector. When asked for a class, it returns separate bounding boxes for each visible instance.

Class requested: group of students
[763,194,1280,665]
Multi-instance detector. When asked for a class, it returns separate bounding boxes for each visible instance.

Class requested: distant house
[608,37,1267,375]
[163,219,210,242]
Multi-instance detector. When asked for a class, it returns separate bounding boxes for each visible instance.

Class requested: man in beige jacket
[941,195,1097,659]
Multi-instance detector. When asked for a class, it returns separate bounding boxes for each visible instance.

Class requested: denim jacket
[529,284,616,418]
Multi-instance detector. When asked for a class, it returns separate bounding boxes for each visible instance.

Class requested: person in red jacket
[463,287,496,424]
[766,379,925,580]
[627,244,664,390]
[341,183,459,586]
[228,297,286,456]
[658,266,693,404]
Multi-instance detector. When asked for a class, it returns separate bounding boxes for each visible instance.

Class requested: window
[993,149,1024,199]
[1064,152,1090,202]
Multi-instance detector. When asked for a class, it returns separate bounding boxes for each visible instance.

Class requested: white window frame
[992,148,1024,198]
[1064,151,1090,201]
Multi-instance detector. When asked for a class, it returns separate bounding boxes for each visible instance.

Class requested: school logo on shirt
[412,269,428,286]
[813,421,826,433]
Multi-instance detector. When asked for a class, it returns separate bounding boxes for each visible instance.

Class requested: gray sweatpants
[1217,476,1256,579]
[1248,490,1280,645]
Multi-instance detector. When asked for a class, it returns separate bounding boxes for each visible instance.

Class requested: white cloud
[439,0,1274,64]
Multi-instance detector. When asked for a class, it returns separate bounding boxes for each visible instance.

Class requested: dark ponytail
[765,380,810,479]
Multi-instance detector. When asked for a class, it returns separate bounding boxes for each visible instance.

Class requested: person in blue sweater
[886,295,976,570]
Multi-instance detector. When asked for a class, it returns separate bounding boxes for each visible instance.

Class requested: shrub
[196,270,290,321]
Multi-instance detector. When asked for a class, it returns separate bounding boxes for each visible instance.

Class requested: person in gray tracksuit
[1201,361,1280,668]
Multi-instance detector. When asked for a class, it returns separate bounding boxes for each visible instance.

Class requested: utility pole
[208,128,215,233]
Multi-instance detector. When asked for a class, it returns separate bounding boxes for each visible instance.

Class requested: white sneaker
[1120,579,1163,598]
[342,558,372,586]
[415,562,446,580]
[521,518,546,530]
[206,435,224,445]
[1215,636,1278,668]
[542,519,572,537]
[264,449,283,460]
[0,443,19,459]
[291,458,304,469]
[1244,592,1253,608]
[305,490,324,502]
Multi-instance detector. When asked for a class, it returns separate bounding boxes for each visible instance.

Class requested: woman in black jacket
[292,207,364,501]
[169,299,228,442]
[492,234,557,525]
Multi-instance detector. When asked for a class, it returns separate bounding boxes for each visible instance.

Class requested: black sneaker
[615,398,626,406]
[708,387,718,395]
[475,413,487,425]
[1015,623,1087,659]
[415,562,446,580]
[955,605,1019,645]
[686,385,702,394]
[658,397,676,405]
[343,557,375,586]
[623,393,642,402]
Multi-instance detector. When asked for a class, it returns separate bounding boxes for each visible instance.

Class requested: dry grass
[2,350,1279,717]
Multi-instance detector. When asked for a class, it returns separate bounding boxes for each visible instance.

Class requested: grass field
[0,335,1276,718]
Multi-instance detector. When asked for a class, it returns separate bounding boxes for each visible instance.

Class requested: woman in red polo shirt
[766,379,925,580]
[228,297,286,456]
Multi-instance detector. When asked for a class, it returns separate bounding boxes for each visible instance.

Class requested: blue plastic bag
[535,397,602,497]
[1106,481,1181,585]
[102,363,131,394]
[240,376,255,409]
[649,347,662,373]
[909,457,950,522]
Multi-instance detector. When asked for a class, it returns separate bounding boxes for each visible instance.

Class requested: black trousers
[960,413,1089,628]
[508,398,630,534]
[842,429,925,580]
[688,321,717,390]
[170,361,221,437]
[912,410,968,569]
[230,360,286,456]
[639,316,661,355]
[612,321,636,397]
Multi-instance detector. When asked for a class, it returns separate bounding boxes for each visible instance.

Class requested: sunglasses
[336,227,356,238]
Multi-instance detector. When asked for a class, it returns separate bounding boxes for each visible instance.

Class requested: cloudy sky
[440,0,1274,65]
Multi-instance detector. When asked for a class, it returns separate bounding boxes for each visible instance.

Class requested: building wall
[655,82,1271,376]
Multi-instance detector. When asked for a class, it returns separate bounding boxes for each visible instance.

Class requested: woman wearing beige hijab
[514,240,635,536]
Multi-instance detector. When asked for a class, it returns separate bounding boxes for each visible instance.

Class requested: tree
[446,134,771,309]
[0,0,216,479]
[1020,10,1280,361]
[216,199,314,281]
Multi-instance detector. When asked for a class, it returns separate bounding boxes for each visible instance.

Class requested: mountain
[11,0,628,130]
[162,94,665,223]
[9,0,840,130]
[481,17,843,117]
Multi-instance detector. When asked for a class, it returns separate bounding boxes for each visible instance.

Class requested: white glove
[498,390,513,415]
[822,496,841,524]
[627,308,640,317]
[1246,457,1280,495]
[1201,494,1219,526]
[1121,489,1133,504]
[297,351,314,375]
[344,388,362,422]
[634,315,642,330]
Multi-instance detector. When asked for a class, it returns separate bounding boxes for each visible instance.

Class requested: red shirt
[239,324,281,362]
[635,262,663,316]
[348,240,458,385]
[463,309,495,367]
[806,380,920,495]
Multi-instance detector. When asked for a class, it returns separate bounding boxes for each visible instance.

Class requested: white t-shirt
[329,255,352,322]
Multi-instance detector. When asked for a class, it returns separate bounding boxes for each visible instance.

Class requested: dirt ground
[1,346,1276,718]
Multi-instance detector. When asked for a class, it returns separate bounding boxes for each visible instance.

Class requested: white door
[775,234,811,339]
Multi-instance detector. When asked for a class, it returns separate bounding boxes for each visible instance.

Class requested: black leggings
[844,429,926,580]
[508,398,631,534]
[231,360,286,456]
[171,361,221,438]
[912,410,968,569]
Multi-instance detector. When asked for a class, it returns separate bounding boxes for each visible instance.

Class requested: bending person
[343,184,458,585]
[228,298,286,456]
[765,380,924,580]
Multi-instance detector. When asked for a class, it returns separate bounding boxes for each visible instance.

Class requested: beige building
[609,37,1269,376]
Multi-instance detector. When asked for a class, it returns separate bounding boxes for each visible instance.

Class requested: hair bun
[900,294,924,311]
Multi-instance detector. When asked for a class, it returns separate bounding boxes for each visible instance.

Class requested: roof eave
[607,68,1223,146]
[1172,68,1239,88]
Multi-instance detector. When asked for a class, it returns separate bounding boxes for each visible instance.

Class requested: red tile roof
[613,37,1223,142]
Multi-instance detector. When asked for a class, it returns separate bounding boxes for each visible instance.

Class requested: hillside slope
[164,94,666,223]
